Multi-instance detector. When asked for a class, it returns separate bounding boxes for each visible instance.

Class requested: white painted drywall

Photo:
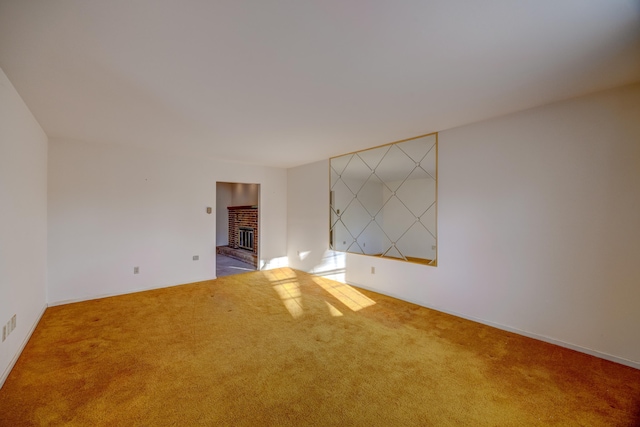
[230,182,259,206]
[287,83,640,368]
[48,140,287,304]
[215,183,233,247]
[287,160,331,272]
[0,68,48,386]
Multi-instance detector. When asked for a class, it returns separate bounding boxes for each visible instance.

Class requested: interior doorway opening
[215,182,260,277]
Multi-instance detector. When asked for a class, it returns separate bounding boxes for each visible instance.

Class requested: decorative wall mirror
[330,133,437,266]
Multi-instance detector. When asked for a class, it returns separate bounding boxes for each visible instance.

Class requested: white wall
[48,140,287,304]
[215,183,234,246]
[287,83,640,368]
[0,68,48,386]
[230,182,259,206]
[288,160,331,272]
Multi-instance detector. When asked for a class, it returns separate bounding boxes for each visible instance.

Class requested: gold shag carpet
[1,268,639,426]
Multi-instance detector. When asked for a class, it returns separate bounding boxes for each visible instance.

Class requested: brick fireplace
[219,205,258,267]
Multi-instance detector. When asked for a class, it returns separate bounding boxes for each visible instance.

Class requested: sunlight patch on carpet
[262,267,297,283]
[264,268,305,318]
[325,301,344,317]
[272,281,304,318]
[312,277,376,312]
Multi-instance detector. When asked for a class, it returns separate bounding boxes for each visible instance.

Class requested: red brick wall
[228,206,258,253]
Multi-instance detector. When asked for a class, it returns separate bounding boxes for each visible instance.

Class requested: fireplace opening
[238,227,254,251]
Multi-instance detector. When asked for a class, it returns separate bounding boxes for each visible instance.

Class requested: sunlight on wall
[260,256,289,270]
[308,250,346,283]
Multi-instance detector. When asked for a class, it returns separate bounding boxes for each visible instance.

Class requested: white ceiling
[1,1,639,168]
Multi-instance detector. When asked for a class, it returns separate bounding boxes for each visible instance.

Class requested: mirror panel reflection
[330,133,437,266]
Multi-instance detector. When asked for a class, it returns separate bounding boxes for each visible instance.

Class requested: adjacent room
[1,1,639,425]
[215,182,261,277]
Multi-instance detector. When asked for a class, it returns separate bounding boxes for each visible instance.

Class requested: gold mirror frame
[330,133,437,266]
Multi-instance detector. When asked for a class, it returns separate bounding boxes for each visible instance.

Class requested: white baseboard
[347,280,640,371]
[48,277,217,307]
[0,303,47,389]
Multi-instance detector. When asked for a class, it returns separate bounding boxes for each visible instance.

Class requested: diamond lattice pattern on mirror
[330,134,437,265]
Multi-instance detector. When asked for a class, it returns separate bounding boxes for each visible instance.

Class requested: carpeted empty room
[2,2,640,426]
[1,268,638,426]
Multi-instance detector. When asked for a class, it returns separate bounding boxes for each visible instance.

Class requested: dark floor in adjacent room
[216,253,256,277]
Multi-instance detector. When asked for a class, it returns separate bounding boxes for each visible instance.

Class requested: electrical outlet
[2,325,6,342]
[193,255,199,261]
[134,266,139,274]
[371,266,375,274]
[11,315,16,332]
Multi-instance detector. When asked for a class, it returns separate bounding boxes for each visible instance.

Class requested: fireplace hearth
[221,205,258,267]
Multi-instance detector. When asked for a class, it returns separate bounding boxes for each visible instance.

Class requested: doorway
[215,182,260,277]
